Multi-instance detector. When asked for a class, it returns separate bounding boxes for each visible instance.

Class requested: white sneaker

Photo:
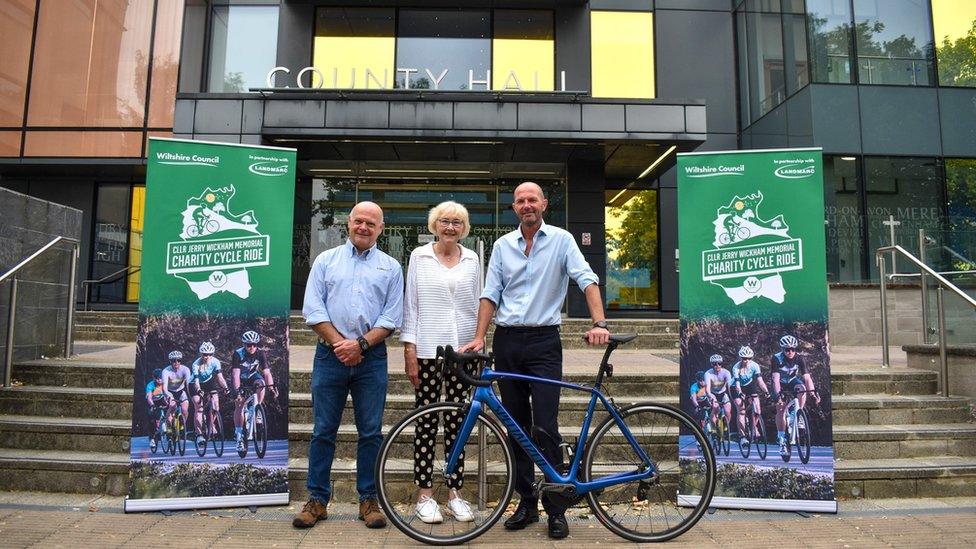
[447,495,474,522]
[415,496,443,524]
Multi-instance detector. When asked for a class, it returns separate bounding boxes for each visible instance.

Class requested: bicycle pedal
[538,483,576,495]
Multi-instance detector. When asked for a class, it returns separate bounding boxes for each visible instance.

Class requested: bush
[715,462,835,501]
[129,461,287,499]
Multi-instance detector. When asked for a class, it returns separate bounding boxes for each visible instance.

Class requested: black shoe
[548,513,569,539]
[503,501,540,530]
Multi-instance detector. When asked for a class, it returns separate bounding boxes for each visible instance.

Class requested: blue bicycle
[376,335,716,545]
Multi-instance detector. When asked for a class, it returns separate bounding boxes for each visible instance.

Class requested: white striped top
[401,242,483,359]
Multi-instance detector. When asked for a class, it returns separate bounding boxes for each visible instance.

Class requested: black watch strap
[357,336,370,352]
[593,320,609,329]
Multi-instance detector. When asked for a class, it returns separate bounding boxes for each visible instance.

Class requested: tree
[936,20,976,87]
[608,192,658,271]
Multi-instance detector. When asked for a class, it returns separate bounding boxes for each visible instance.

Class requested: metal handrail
[889,270,976,278]
[1,236,80,387]
[81,265,141,311]
[876,245,976,397]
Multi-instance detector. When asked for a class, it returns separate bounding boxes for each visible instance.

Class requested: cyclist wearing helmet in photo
[231,330,277,453]
[689,371,710,429]
[703,354,733,433]
[771,335,821,456]
[191,341,229,447]
[731,345,770,446]
[161,350,192,435]
[145,368,167,452]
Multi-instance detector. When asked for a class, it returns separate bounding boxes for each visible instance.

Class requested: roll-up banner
[676,148,836,513]
[125,138,296,512]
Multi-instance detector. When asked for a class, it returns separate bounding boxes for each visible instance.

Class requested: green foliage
[936,21,976,87]
[129,461,287,499]
[607,191,658,271]
[715,463,835,501]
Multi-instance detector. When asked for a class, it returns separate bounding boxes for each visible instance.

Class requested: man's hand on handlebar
[584,326,610,346]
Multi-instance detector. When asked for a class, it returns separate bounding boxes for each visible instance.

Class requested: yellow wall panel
[591,11,655,99]
[313,36,395,88]
[493,39,554,91]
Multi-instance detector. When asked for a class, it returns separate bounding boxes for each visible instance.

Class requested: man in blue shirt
[294,201,404,530]
[460,182,609,539]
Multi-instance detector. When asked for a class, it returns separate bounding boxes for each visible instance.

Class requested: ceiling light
[840,156,856,161]
[637,145,678,180]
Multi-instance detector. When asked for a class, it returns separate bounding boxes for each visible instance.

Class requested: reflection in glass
[0,0,35,126]
[852,0,934,86]
[148,0,185,127]
[946,159,976,232]
[744,11,786,118]
[314,7,395,89]
[806,0,854,84]
[92,185,131,303]
[493,10,554,91]
[605,189,659,310]
[823,156,864,282]
[208,6,279,92]
[395,9,490,90]
[932,0,976,87]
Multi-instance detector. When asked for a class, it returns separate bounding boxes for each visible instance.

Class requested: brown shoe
[293,499,328,528]
[358,498,387,528]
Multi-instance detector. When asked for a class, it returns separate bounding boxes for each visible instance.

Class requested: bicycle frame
[444,369,656,495]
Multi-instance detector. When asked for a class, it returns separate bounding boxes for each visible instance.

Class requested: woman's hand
[404,352,420,389]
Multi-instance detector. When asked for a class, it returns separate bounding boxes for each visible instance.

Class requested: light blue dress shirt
[482,221,599,327]
[302,240,404,339]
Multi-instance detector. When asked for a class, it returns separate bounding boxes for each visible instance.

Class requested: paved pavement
[67,342,907,375]
[0,491,972,548]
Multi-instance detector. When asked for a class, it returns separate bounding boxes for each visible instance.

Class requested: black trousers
[492,325,566,515]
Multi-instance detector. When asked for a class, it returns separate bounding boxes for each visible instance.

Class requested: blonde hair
[427,201,471,239]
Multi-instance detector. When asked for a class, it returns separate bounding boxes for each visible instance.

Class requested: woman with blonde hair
[401,200,482,524]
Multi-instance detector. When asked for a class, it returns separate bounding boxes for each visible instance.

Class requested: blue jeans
[307,341,388,504]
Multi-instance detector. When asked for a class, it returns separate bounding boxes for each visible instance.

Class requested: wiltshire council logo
[701,191,803,304]
[164,185,270,300]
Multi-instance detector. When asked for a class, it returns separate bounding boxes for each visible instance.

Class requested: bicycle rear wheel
[212,407,225,457]
[253,404,267,459]
[797,409,811,464]
[377,402,514,546]
[738,413,751,458]
[583,403,716,543]
[176,414,187,456]
[718,415,731,457]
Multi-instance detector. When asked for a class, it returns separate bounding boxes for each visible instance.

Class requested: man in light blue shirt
[295,201,403,530]
[460,182,609,539]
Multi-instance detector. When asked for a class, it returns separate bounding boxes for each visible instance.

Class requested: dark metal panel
[264,100,326,128]
[655,0,730,10]
[858,86,940,157]
[389,102,453,130]
[241,135,263,145]
[555,6,590,92]
[654,9,735,133]
[325,101,389,128]
[625,105,684,132]
[453,102,518,130]
[590,0,653,11]
[518,103,582,131]
[242,100,264,133]
[809,85,860,154]
[174,100,196,135]
[695,132,737,153]
[193,100,243,134]
[686,106,707,134]
[275,2,314,86]
[939,88,976,157]
[192,134,241,144]
[747,101,788,149]
[657,182,678,312]
[582,105,625,132]
[786,85,813,148]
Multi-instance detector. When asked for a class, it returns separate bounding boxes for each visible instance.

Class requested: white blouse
[401,242,483,359]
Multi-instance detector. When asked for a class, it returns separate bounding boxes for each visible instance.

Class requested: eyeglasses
[245,343,257,347]
[437,218,463,228]
[784,347,797,352]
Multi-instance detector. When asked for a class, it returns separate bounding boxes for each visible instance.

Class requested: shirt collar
[345,238,376,258]
[417,242,477,261]
[516,220,549,242]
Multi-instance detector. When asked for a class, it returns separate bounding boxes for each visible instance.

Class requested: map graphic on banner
[677,148,836,514]
[125,138,296,513]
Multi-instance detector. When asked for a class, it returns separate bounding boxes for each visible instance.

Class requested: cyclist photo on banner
[145,368,168,454]
[771,334,822,460]
[690,370,710,431]
[231,330,278,455]
[191,341,229,451]
[704,354,733,456]
[731,346,770,460]
[161,350,192,439]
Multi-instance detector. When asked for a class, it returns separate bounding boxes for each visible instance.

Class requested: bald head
[512,181,548,230]
[351,201,384,223]
[513,181,545,200]
[348,201,384,252]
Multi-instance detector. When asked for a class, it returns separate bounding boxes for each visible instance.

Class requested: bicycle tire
[584,403,716,543]
[738,413,751,459]
[736,226,751,241]
[782,413,793,463]
[254,404,267,459]
[797,409,811,464]
[212,407,225,457]
[195,406,207,457]
[377,402,514,546]
[177,414,187,456]
[718,232,732,245]
[204,219,220,235]
[755,411,768,460]
[719,415,731,457]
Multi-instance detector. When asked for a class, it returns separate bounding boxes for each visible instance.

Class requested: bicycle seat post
[594,341,619,390]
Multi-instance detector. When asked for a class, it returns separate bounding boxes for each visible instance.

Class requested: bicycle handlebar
[437,345,493,388]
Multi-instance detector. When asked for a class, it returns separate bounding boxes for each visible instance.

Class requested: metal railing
[1,236,80,387]
[876,245,976,397]
[81,265,141,311]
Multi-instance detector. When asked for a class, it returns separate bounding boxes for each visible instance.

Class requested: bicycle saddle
[610,333,638,344]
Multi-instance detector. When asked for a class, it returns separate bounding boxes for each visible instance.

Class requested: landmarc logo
[247,155,289,177]
[155,151,220,168]
[773,158,816,179]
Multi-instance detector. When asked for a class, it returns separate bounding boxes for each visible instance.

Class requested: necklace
[434,242,460,267]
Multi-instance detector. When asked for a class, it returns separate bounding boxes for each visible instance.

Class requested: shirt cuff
[304,310,331,326]
[400,332,417,344]
[375,315,400,332]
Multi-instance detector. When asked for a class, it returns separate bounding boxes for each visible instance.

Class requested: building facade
[1,0,974,315]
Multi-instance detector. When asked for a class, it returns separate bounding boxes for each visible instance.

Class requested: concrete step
[4,447,974,500]
[72,326,137,342]
[10,360,941,396]
[74,312,139,327]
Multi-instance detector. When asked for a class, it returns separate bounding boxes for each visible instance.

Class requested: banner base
[679,494,837,514]
[124,492,290,513]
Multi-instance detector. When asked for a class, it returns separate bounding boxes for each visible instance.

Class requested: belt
[495,325,559,334]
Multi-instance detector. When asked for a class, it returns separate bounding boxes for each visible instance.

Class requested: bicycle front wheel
[376,402,514,546]
[738,413,751,459]
[176,415,187,456]
[718,415,731,457]
[253,404,267,459]
[583,403,716,543]
[797,409,811,464]
[212,408,225,457]
[755,412,768,460]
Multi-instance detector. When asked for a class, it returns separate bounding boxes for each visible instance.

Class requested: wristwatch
[592,320,609,329]
[357,336,370,353]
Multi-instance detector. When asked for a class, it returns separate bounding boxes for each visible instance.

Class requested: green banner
[677,148,836,513]
[126,138,296,512]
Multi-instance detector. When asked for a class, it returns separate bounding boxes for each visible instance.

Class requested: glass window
[28,0,153,127]
[736,10,753,126]
[23,131,143,157]
[0,132,20,157]
[208,5,279,92]
[92,185,131,303]
[126,186,145,302]
[864,156,944,280]
[493,10,554,91]
[396,9,490,90]
[313,7,395,89]
[744,11,786,119]
[148,0,185,127]
[946,158,976,231]
[852,0,934,86]
[591,11,655,99]
[178,0,207,92]
[823,156,864,282]
[606,189,659,310]
[783,14,810,93]
[806,0,854,84]
[0,0,35,126]
[932,0,976,87]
